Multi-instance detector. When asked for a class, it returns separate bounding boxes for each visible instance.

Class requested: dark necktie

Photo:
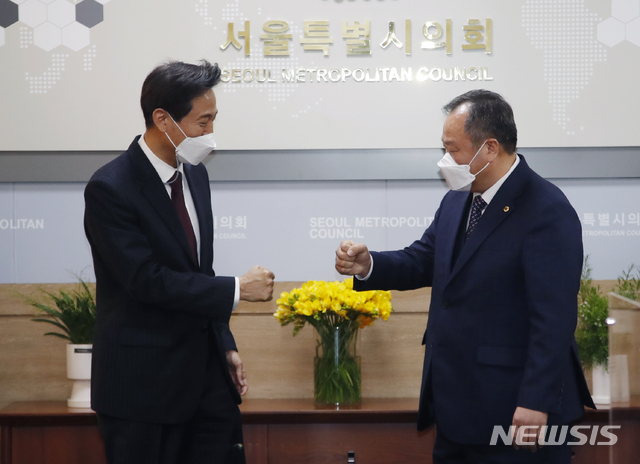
[168,171,198,263]
[466,195,487,239]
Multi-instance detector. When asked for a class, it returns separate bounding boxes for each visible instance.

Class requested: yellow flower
[274,278,393,332]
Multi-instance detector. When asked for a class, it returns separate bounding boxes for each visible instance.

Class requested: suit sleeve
[354,207,439,292]
[215,322,238,352]
[84,177,235,322]
[517,199,583,413]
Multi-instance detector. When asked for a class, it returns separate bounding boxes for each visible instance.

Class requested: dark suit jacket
[355,155,595,444]
[84,136,241,424]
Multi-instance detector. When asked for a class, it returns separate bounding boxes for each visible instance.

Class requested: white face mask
[165,114,216,165]
[437,140,489,191]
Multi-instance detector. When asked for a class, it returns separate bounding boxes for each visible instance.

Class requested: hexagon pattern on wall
[627,16,640,45]
[612,0,640,22]
[598,17,626,46]
[1,0,112,50]
[62,21,89,51]
[76,0,103,28]
[599,0,640,47]
[47,0,75,28]
[0,0,19,28]
[19,0,46,28]
[33,21,61,51]
[1,0,114,97]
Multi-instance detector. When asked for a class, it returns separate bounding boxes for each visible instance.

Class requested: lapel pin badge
[504,206,510,213]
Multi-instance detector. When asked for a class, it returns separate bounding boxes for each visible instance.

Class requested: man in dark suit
[335,90,594,463]
[84,60,274,464]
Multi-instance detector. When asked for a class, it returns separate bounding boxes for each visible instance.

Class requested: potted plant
[30,279,96,408]
[575,258,609,404]
[613,264,640,301]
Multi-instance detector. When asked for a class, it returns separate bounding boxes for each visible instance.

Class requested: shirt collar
[138,134,183,184]
[475,154,520,205]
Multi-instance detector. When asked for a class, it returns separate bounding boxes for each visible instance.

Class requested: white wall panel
[0,178,637,283]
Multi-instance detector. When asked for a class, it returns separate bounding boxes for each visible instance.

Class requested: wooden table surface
[1,396,639,425]
[0,398,421,426]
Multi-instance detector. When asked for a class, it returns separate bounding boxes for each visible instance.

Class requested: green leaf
[43,332,71,341]
[613,264,640,301]
[31,318,72,336]
[27,278,96,344]
[576,256,609,370]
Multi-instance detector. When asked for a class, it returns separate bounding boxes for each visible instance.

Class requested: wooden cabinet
[240,399,433,464]
[2,399,639,464]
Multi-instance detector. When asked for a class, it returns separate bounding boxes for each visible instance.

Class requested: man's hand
[226,350,248,396]
[239,265,275,302]
[335,240,372,278]
[511,407,548,452]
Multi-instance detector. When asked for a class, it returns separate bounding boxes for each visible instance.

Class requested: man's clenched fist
[239,265,275,302]
[335,240,372,278]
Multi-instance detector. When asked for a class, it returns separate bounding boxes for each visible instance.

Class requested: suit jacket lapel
[184,164,213,274]
[127,138,198,267]
[439,191,472,279]
[448,155,531,283]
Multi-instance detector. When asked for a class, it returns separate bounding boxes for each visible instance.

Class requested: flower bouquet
[275,278,392,405]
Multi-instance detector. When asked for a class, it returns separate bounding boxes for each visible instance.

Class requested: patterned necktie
[168,171,198,262]
[466,195,487,239]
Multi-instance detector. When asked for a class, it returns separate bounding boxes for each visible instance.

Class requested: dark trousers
[97,331,245,464]
[433,425,572,464]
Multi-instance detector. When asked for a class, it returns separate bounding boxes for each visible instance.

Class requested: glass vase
[314,324,361,406]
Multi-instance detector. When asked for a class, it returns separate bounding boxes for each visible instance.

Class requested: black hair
[141,60,221,128]
[443,89,517,154]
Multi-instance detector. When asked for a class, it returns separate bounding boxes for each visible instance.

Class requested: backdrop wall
[1,0,638,282]
[0,175,638,283]
[1,0,639,150]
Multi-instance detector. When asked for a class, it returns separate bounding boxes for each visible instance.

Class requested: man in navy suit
[84,60,274,464]
[335,90,594,463]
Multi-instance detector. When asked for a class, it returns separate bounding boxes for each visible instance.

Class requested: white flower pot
[591,364,610,405]
[66,344,92,408]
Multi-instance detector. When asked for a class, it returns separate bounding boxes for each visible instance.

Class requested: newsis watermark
[490,425,621,446]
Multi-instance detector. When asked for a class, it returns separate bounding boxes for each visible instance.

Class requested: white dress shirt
[138,135,240,311]
[467,153,520,226]
[139,135,201,261]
